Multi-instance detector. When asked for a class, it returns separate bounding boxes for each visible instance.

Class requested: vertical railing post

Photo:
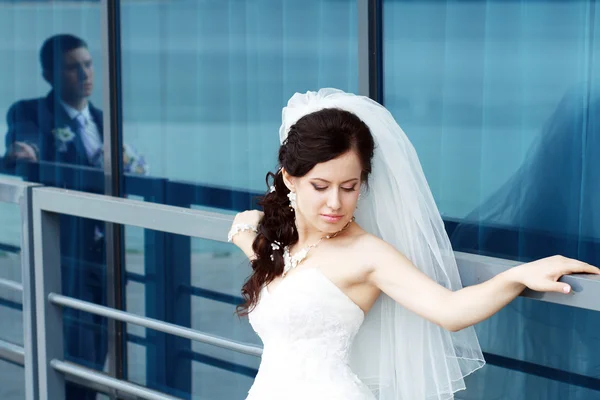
[32,190,64,400]
[20,183,41,400]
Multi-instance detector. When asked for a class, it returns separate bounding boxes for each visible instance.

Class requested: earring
[357,187,366,208]
[287,191,297,211]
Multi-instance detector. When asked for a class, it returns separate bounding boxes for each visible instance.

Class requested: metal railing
[0,177,40,400]
[0,174,263,400]
[48,293,261,357]
[2,176,600,399]
[30,186,262,400]
[2,160,260,396]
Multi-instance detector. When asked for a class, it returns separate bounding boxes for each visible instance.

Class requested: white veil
[279,88,485,399]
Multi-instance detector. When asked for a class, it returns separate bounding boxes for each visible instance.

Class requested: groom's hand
[7,141,38,162]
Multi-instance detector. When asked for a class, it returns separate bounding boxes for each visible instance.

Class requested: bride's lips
[321,214,343,223]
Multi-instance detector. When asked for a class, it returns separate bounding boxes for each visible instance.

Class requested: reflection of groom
[4,34,104,170]
[4,34,109,400]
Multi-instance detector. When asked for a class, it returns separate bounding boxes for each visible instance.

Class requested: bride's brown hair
[236,108,375,316]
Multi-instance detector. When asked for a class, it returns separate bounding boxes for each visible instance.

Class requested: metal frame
[0,178,40,400]
[101,0,127,389]
[31,186,258,399]
[358,0,370,97]
[32,190,63,399]
[357,0,383,102]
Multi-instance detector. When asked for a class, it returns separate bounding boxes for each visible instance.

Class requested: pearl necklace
[282,217,355,277]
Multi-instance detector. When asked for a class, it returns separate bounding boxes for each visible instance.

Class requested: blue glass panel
[0,3,109,399]
[383,1,600,398]
[120,1,359,397]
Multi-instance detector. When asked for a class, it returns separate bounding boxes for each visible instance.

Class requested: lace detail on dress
[247,268,375,400]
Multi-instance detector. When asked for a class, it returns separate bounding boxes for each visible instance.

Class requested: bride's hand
[511,255,600,294]
[232,210,264,228]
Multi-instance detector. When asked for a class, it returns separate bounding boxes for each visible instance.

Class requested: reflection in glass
[451,85,600,399]
[452,83,599,260]
[383,1,600,398]
[0,6,111,397]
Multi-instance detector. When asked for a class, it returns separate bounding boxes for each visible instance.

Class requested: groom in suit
[4,34,109,399]
[5,35,104,170]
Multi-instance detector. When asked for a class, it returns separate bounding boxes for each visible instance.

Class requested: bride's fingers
[540,281,572,294]
[563,262,600,275]
[561,284,572,294]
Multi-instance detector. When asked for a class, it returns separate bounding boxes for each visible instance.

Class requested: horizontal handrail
[3,250,598,315]
[33,187,233,242]
[127,333,259,378]
[0,278,23,293]
[51,360,182,400]
[455,252,600,311]
[0,339,24,366]
[48,293,262,357]
[0,177,40,205]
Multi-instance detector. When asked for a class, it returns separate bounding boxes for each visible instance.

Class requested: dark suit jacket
[4,89,106,256]
[4,91,109,372]
[4,90,103,170]
[4,89,106,284]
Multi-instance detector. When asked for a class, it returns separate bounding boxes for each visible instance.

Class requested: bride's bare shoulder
[345,228,395,271]
[349,225,389,251]
[349,228,406,270]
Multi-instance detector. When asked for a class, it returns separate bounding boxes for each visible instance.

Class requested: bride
[227,89,599,400]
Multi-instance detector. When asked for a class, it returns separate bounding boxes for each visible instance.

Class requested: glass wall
[0,2,113,399]
[383,1,600,398]
[119,0,359,397]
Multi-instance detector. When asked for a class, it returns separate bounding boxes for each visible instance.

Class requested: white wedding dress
[247,267,376,400]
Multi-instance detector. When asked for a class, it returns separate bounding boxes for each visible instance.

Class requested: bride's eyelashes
[311,184,357,192]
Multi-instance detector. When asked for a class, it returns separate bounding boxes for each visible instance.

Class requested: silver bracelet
[227,223,258,242]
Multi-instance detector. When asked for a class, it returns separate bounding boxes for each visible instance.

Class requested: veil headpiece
[279,88,485,399]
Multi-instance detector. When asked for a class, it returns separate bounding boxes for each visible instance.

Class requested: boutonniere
[51,126,76,152]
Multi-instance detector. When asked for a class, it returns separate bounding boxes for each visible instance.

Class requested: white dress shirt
[60,100,103,161]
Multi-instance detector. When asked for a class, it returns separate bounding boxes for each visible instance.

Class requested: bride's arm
[232,230,258,260]
[229,210,263,260]
[365,236,599,332]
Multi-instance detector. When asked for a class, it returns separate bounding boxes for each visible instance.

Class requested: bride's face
[285,150,362,234]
